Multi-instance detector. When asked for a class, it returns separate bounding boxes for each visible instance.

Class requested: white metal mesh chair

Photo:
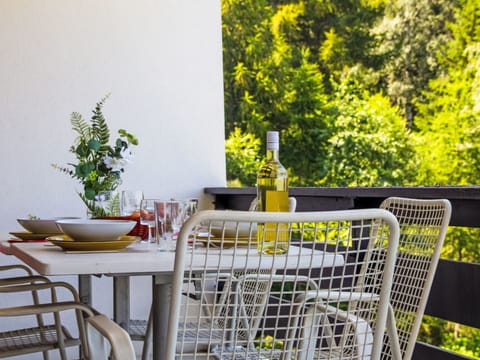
[140,197,297,360]
[165,209,400,360]
[0,278,135,360]
[379,197,451,360]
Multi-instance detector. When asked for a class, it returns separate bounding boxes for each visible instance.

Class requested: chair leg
[141,304,153,360]
[387,305,403,360]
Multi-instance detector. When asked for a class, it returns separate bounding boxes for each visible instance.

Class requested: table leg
[78,274,91,305]
[77,274,92,359]
[152,273,172,360]
[114,275,130,331]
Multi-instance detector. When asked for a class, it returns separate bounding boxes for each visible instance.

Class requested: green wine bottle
[256,131,289,255]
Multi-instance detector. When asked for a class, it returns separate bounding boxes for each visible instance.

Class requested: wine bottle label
[265,190,289,212]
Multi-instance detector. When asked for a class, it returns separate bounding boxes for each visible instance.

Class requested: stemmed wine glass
[140,199,156,243]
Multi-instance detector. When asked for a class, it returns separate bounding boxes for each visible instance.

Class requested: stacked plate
[11,217,78,240]
[196,221,257,248]
[48,219,138,251]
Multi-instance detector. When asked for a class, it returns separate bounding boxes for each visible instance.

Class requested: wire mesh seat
[165,209,401,360]
[0,270,136,360]
[379,197,451,360]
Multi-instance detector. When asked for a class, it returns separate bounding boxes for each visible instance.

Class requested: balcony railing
[204,186,480,360]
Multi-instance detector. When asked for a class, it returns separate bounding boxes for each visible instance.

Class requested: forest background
[221,0,480,357]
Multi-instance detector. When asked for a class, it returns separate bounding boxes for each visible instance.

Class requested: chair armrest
[305,302,374,359]
[0,264,34,277]
[86,314,136,360]
[315,290,380,303]
[0,300,93,317]
[286,290,384,360]
[0,280,81,302]
[0,274,51,286]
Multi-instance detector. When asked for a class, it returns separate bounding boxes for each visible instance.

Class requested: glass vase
[87,190,121,218]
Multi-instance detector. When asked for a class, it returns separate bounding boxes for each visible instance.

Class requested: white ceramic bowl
[56,219,137,242]
[210,221,257,238]
[17,217,79,234]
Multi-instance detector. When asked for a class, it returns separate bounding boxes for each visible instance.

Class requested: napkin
[8,239,48,243]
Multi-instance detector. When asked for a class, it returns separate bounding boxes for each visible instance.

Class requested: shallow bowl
[209,221,257,238]
[55,219,137,242]
[17,217,78,234]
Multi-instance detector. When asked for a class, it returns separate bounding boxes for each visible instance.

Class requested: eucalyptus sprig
[52,95,138,217]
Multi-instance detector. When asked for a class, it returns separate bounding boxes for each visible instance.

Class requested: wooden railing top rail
[206,185,480,199]
[205,186,480,227]
[204,186,480,360]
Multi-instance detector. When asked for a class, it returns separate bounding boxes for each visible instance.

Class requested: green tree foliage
[222,0,480,356]
[415,0,480,186]
[412,1,480,354]
[225,128,261,186]
[223,0,413,186]
[222,0,274,134]
[321,78,415,186]
[371,0,454,127]
[223,0,335,185]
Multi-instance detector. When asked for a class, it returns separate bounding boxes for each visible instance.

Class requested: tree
[225,128,261,186]
[413,0,480,354]
[371,0,454,127]
[415,0,480,185]
[223,1,333,185]
[321,77,415,186]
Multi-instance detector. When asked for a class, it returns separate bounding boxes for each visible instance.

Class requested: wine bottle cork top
[266,131,279,150]
[267,131,279,143]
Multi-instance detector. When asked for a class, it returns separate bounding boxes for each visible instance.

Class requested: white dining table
[7,241,344,359]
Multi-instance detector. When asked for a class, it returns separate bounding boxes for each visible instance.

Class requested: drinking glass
[121,190,144,216]
[184,198,199,220]
[155,200,186,252]
[140,199,156,243]
[154,201,167,251]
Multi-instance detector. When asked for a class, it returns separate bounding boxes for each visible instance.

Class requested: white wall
[0,0,225,358]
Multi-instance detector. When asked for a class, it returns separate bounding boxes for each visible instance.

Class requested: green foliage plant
[52,95,138,217]
[226,128,261,186]
[321,78,415,186]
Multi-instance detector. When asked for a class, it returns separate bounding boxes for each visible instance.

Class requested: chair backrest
[379,197,451,360]
[166,209,400,360]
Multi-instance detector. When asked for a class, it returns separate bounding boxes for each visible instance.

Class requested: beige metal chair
[0,264,55,360]
[379,197,451,360]
[0,275,135,359]
[165,209,400,359]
